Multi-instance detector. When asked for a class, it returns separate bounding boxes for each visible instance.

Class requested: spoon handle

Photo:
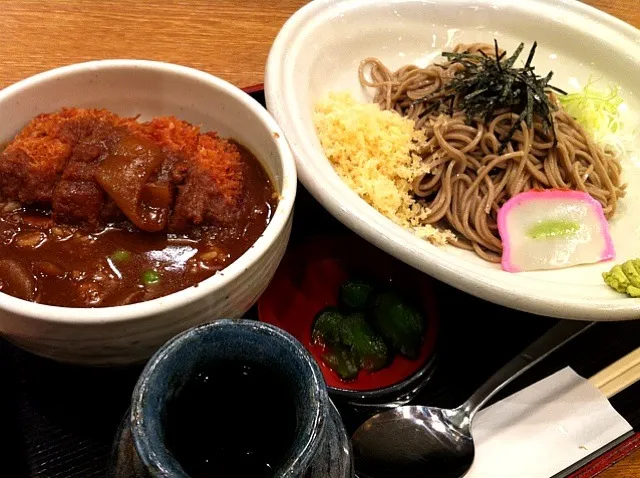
[461,320,595,420]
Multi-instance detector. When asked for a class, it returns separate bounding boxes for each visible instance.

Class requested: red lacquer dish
[258,234,439,392]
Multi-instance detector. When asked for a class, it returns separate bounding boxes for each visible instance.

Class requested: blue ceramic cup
[109,319,354,477]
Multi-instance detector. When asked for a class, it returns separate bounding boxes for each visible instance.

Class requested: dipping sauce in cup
[165,360,297,476]
[109,319,354,478]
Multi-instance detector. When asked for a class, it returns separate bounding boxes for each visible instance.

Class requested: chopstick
[588,347,640,399]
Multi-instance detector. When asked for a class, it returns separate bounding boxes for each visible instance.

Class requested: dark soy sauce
[165,362,298,477]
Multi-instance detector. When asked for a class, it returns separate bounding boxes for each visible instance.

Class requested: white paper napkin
[466,367,633,478]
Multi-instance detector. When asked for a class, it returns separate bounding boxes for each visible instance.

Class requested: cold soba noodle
[358,42,626,262]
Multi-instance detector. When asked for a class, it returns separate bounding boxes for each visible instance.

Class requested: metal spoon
[352,319,595,478]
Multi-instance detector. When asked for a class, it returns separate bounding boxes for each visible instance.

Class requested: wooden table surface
[1,0,638,476]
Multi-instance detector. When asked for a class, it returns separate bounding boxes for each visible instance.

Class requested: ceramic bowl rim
[130,319,329,477]
[0,59,297,324]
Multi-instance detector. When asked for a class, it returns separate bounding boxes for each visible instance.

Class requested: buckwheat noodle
[358,43,626,263]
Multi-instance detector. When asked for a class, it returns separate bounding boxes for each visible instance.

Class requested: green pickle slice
[341,313,388,371]
[321,344,359,381]
[369,290,425,359]
[340,279,375,309]
[312,307,344,345]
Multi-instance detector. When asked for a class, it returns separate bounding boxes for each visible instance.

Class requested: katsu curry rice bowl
[0,60,297,365]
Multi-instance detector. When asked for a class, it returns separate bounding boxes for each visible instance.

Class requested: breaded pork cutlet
[51,113,135,225]
[171,131,245,230]
[0,108,246,232]
[140,116,200,158]
[138,116,246,230]
[0,108,136,204]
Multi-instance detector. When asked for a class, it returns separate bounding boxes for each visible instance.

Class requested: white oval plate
[265,0,640,321]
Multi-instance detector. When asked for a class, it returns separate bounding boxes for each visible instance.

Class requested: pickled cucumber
[369,290,425,359]
[311,307,344,346]
[340,279,375,309]
[341,313,388,371]
[311,278,427,381]
[321,344,359,380]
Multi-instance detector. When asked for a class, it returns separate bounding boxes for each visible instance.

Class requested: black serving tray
[1,89,638,477]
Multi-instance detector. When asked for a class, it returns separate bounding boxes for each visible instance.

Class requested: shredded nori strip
[413,40,567,152]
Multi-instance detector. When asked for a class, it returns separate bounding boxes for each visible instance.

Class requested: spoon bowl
[353,405,473,478]
[352,320,595,478]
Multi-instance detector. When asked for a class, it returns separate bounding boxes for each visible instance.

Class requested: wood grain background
[0,0,637,90]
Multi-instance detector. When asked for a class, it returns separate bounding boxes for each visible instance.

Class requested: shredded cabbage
[558,77,632,155]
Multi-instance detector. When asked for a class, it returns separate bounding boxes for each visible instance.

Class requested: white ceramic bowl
[0,60,297,365]
[265,0,640,321]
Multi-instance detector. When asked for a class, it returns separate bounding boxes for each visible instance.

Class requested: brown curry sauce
[0,110,278,308]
